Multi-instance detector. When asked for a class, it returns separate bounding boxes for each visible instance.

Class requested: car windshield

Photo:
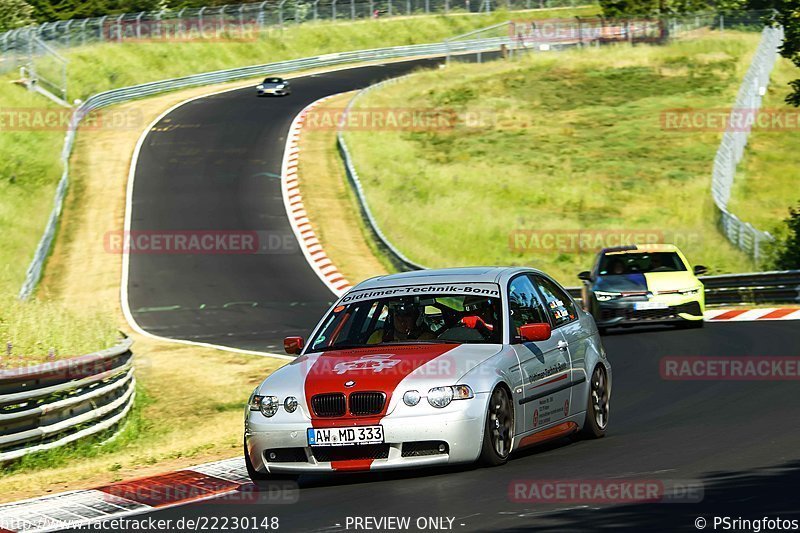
[598,251,687,275]
[263,77,283,84]
[309,293,503,351]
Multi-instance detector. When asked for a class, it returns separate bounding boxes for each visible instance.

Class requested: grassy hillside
[343,32,767,285]
[728,56,800,242]
[0,6,597,362]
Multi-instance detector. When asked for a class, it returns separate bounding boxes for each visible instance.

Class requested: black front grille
[312,444,390,462]
[311,393,346,417]
[401,441,449,457]
[349,392,386,416]
[264,447,308,463]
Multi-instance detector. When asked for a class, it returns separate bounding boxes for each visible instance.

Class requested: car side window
[533,275,578,328]
[508,275,549,338]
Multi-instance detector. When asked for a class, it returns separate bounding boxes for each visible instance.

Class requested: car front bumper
[595,296,704,328]
[257,87,287,95]
[245,393,487,474]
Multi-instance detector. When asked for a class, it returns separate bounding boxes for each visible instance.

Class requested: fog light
[268,452,277,460]
[438,444,446,453]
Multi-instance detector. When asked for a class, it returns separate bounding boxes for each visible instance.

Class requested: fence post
[198,7,206,37]
[136,12,143,40]
[388,0,393,16]
[314,0,320,20]
[351,0,356,20]
[259,1,268,27]
[116,14,124,42]
[333,0,338,20]
[407,0,411,14]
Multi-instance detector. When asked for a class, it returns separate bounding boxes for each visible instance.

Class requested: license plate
[307,426,384,447]
[634,301,668,310]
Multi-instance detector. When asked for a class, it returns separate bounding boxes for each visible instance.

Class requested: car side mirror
[578,271,592,282]
[519,323,552,342]
[284,336,304,355]
[693,265,707,276]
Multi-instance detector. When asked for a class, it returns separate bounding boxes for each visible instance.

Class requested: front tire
[478,386,514,466]
[579,365,609,439]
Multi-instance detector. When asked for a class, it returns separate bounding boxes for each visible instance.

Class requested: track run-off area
[3,56,795,532]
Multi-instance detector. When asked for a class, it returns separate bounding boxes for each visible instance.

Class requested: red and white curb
[281,95,352,298]
[704,308,800,321]
[0,457,250,532]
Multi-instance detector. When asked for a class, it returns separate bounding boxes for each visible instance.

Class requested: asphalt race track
[112,322,800,532]
[124,58,800,531]
[127,56,466,352]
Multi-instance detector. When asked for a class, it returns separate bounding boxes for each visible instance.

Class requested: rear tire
[678,319,704,329]
[478,386,514,466]
[579,366,609,439]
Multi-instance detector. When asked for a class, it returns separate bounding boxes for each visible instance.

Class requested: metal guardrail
[0,338,135,462]
[17,36,537,300]
[337,74,426,272]
[711,25,783,261]
[0,0,590,74]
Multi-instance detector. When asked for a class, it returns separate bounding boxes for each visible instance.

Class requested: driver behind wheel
[460,296,499,339]
[368,301,436,343]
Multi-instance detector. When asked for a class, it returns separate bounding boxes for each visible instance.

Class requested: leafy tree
[770,203,800,269]
[0,0,34,31]
[765,1,800,106]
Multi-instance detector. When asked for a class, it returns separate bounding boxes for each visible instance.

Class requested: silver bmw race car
[245,267,611,482]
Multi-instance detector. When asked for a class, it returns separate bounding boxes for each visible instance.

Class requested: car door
[507,274,571,434]
[531,274,586,420]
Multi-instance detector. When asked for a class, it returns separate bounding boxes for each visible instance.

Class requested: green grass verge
[0,6,597,367]
[728,56,800,243]
[343,32,771,285]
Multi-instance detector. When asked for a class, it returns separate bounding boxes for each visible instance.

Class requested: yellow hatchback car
[578,244,706,334]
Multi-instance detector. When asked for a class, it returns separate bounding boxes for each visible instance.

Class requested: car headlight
[595,290,622,302]
[256,84,264,89]
[426,385,474,408]
[678,287,701,295]
[249,394,279,417]
[284,396,298,413]
[403,390,421,406]
[276,84,285,89]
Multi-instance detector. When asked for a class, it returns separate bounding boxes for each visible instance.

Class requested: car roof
[600,243,679,254]
[349,266,542,291]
